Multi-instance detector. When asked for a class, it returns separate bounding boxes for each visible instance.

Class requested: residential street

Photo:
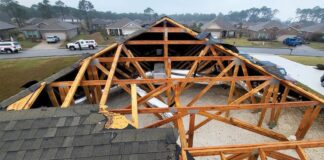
[250,53,324,95]
[0,47,103,59]
[239,45,324,57]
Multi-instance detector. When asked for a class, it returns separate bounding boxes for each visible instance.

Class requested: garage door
[43,32,67,40]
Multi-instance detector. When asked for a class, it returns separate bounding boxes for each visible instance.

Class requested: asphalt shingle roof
[300,23,324,33]
[0,105,178,160]
[0,21,16,30]
[247,21,286,31]
[106,18,141,29]
[21,18,78,31]
[201,18,236,31]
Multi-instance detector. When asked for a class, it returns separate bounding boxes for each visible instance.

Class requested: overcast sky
[16,0,324,21]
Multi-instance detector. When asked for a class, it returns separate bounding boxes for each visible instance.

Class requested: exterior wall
[121,22,142,35]
[41,31,66,40]
[22,30,41,39]
[38,28,77,40]
[66,29,78,40]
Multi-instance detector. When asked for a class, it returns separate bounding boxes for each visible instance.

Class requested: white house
[106,18,142,36]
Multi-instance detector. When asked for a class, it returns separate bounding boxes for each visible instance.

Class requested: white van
[0,41,22,53]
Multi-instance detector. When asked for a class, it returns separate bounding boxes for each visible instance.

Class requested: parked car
[46,36,60,43]
[283,37,304,47]
[0,41,22,53]
[256,61,297,84]
[66,40,98,50]
[321,74,324,87]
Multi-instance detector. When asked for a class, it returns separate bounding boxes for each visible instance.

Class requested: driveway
[31,40,63,50]
[0,47,103,59]
[238,45,324,57]
[249,53,324,95]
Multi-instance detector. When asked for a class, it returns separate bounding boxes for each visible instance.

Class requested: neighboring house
[106,18,143,36]
[277,26,302,41]
[92,18,112,30]
[201,18,237,38]
[299,23,324,41]
[25,18,43,25]
[0,21,17,40]
[59,16,81,24]
[20,18,79,40]
[246,21,286,40]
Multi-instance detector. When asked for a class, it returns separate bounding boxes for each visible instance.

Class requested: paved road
[238,45,324,57]
[250,53,324,95]
[0,47,103,59]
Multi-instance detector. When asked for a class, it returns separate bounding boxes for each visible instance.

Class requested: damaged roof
[0,105,178,160]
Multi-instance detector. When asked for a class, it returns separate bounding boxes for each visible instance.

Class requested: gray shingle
[62,136,74,147]
[70,117,81,126]
[0,122,9,131]
[75,125,92,135]
[4,121,17,131]
[20,138,42,150]
[19,129,37,140]
[22,149,42,160]
[83,113,106,124]
[56,117,66,127]
[92,145,111,157]
[55,126,77,137]
[92,122,105,134]
[72,135,93,146]
[1,140,23,152]
[2,130,21,141]
[44,128,57,138]
[41,137,65,148]
[55,147,73,159]
[14,120,34,130]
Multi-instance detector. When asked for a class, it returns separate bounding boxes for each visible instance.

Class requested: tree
[144,7,154,21]
[78,0,94,31]
[55,0,66,19]
[38,0,52,18]
[0,0,25,27]
[296,6,324,23]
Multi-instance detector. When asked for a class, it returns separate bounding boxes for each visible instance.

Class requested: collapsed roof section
[1,16,324,159]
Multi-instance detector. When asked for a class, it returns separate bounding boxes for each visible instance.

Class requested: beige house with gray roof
[21,19,79,40]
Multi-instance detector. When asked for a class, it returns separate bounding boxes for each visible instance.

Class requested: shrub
[317,64,324,70]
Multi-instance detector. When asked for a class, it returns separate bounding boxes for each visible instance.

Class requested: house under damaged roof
[1,17,324,159]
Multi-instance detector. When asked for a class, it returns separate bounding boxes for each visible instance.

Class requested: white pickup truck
[66,39,97,50]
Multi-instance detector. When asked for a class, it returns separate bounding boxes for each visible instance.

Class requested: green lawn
[307,41,324,50]
[224,38,288,48]
[280,55,324,66]
[0,56,81,101]
[19,39,41,49]
[61,32,115,47]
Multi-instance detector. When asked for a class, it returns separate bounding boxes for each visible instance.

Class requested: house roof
[0,105,178,160]
[25,18,43,25]
[201,18,236,31]
[0,21,16,30]
[247,21,286,32]
[106,18,141,29]
[300,23,324,33]
[92,18,112,25]
[21,19,78,31]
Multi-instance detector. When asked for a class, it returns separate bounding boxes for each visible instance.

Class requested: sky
[16,0,324,21]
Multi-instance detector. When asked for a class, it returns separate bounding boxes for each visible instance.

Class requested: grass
[297,82,324,99]
[19,39,40,49]
[224,38,288,48]
[61,32,115,47]
[0,56,81,101]
[280,55,324,66]
[307,41,324,50]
